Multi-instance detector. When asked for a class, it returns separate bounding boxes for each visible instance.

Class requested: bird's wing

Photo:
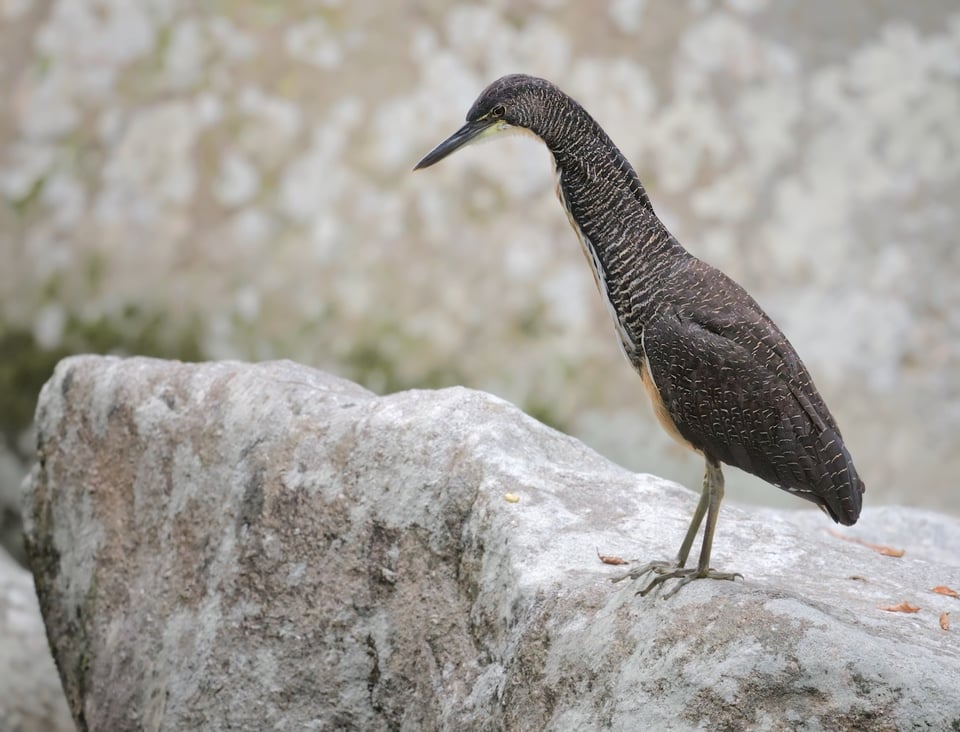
[677,279,839,435]
[642,304,863,525]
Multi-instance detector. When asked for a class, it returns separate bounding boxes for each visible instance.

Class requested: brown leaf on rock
[931,585,960,599]
[878,602,920,613]
[940,612,950,631]
[596,548,628,566]
[828,529,905,557]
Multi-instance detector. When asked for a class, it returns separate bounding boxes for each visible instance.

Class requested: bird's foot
[613,561,741,599]
[611,559,675,583]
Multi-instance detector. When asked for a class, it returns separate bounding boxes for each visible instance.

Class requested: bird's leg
[613,457,741,597]
[672,462,714,569]
[613,463,712,583]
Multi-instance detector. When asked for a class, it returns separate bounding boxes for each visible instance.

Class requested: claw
[611,559,675,584]
[641,564,741,598]
[612,559,741,597]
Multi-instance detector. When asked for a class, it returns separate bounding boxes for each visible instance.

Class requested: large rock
[23,355,960,730]
[0,545,75,732]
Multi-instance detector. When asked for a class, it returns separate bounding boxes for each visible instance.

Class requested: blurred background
[1,0,958,565]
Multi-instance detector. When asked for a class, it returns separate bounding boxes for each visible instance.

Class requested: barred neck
[539,95,684,268]
[537,95,687,331]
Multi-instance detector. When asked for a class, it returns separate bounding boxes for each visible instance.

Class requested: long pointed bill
[414,119,497,170]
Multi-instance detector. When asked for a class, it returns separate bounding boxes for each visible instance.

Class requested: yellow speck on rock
[504,493,520,503]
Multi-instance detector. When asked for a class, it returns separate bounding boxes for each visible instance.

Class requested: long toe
[640,567,742,598]
[611,559,676,584]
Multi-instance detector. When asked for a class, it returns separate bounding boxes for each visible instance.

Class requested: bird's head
[414,74,557,170]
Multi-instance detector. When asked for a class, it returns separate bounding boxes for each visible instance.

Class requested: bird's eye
[491,104,506,118]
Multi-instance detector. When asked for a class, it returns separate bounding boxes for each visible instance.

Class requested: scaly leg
[613,456,741,597]
[613,461,712,580]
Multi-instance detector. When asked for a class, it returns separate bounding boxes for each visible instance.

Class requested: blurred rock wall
[1,0,958,525]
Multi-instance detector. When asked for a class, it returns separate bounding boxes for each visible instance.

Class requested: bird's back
[636,255,865,525]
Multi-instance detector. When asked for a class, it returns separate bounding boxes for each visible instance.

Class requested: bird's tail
[815,428,865,526]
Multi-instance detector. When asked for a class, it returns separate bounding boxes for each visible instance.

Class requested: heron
[414,74,865,597]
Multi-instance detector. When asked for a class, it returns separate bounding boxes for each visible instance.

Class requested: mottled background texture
[2,0,959,563]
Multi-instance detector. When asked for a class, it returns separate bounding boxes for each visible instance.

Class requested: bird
[414,74,865,597]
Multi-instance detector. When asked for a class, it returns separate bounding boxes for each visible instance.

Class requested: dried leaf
[878,601,920,613]
[828,530,905,557]
[931,585,960,599]
[596,548,628,566]
[504,493,520,504]
[940,612,951,631]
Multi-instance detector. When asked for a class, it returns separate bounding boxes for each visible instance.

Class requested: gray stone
[0,545,75,732]
[23,355,960,731]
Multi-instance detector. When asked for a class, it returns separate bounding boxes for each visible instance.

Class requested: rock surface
[0,545,75,732]
[23,356,960,730]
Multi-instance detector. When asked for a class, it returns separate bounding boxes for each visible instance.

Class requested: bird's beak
[414,118,497,170]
